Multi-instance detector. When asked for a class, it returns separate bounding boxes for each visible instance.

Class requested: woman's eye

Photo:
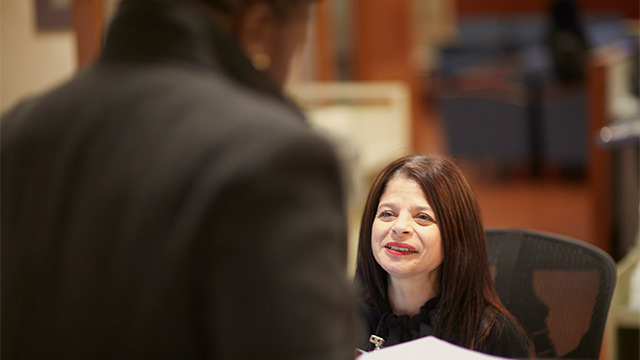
[417,213,435,222]
[378,211,393,218]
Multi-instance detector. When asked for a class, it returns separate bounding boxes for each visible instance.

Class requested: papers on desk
[357,336,514,360]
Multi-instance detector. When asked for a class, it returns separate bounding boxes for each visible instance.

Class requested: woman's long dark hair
[354,154,518,350]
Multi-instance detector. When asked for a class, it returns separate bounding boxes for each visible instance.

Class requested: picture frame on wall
[35,0,71,30]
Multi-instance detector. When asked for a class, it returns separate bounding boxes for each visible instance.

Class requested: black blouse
[362,298,531,359]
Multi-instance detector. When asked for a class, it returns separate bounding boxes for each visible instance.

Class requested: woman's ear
[234,3,276,70]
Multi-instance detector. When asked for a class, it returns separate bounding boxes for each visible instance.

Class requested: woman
[1,0,359,358]
[355,154,532,358]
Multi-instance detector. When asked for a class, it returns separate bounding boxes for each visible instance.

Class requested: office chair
[486,228,616,359]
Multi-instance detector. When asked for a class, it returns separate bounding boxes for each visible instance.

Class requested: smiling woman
[371,175,444,317]
[355,154,532,358]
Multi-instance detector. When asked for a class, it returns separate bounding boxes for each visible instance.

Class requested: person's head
[196,0,316,87]
[369,166,444,305]
[355,154,500,346]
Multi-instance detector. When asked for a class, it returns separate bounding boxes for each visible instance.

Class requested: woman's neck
[388,275,439,316]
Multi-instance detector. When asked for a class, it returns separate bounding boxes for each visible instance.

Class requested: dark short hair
[199,0,316,19]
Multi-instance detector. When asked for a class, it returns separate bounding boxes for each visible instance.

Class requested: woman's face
[371,175,444,285]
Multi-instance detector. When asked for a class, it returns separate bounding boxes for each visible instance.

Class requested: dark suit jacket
[1,0,360,358]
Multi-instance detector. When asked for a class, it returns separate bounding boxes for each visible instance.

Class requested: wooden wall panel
[587,54,611,253]
[313,0,337,81]
[72,0,104,70]
[352,0,413,82]
[351,0,429,152]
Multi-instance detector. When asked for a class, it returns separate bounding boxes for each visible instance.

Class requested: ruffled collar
[366,297,440,350]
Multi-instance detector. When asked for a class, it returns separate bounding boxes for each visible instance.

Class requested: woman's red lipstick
[384,242,418,256]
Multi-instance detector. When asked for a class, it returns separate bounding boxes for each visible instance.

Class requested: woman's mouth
[384,244,418,254]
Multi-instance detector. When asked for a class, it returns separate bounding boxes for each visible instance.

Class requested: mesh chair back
[486,228,616,359]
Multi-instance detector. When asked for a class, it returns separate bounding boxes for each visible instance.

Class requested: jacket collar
[100,0,287,103]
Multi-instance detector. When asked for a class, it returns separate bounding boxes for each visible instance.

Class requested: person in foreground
[2,0,359,358]
[355,154,533,358]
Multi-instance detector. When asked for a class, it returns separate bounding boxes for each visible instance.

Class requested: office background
[1,1,638,358]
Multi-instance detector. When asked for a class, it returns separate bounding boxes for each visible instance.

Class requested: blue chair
[438,89,531,167]
[540,83,588,171]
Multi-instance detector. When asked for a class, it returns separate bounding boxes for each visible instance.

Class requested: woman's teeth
[385,245,417,253]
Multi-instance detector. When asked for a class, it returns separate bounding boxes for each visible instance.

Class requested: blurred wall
[1,0,75,113]
[456,0,639,18]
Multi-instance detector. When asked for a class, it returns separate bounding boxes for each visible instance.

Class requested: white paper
[357,336,515,360]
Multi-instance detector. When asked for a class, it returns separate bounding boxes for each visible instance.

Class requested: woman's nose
[392,215,412,235]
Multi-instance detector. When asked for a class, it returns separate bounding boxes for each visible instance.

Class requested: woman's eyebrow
[377,202,393,210]
[377,203,433,213]
[376,202,397,209]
